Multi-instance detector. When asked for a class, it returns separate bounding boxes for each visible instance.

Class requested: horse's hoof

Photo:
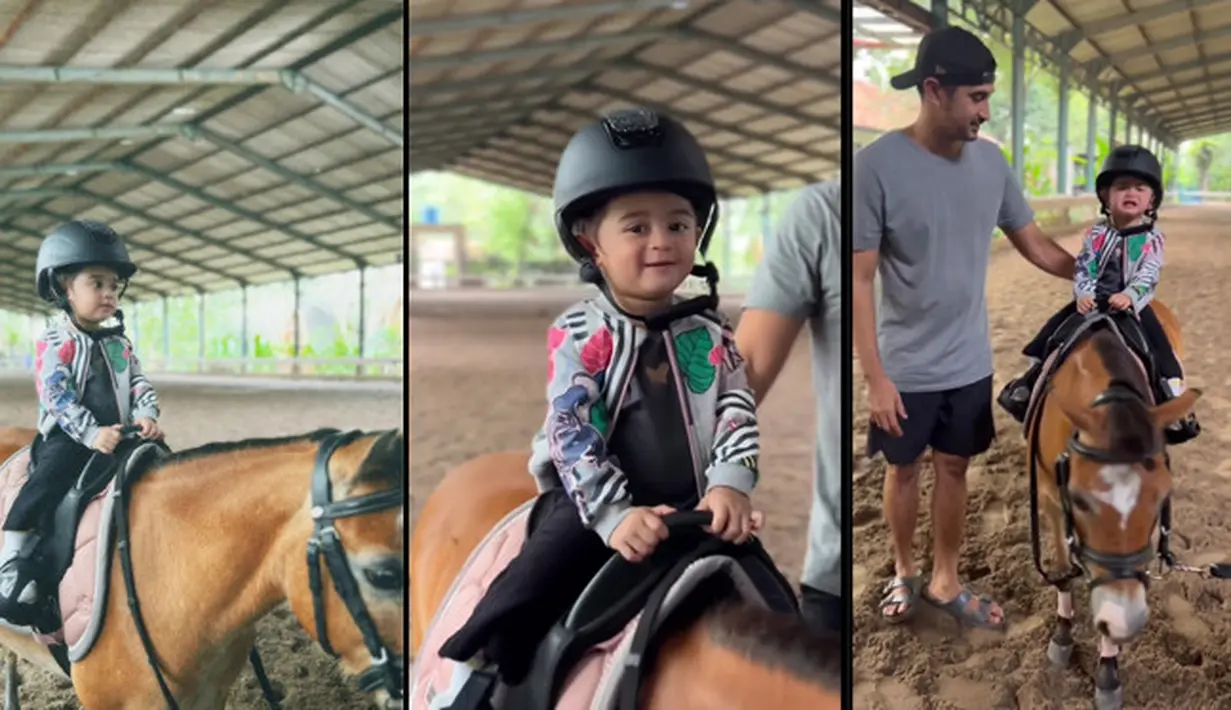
[1094,685,1123,710]
[1046,640,1073,667]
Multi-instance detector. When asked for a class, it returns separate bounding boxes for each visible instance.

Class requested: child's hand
[609,505,675,563]
[1109,293,1132,311]
[697,486,764,544]
[135,418,163,440]
[91,425,123,454]
[1076,295,1096,314]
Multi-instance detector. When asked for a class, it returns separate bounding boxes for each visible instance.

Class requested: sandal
[879,575,921,624]
[922,583,1006,631]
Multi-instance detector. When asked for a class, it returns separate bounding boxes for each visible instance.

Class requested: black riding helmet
[1096,144,1163,215]
[552,107,719,278]
[35,219,137,307]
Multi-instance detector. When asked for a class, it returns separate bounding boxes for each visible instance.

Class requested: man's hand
[90,425,123,454]
[1109,293,1132,311]
[867,375,907,437]
[697,486,763,544]
[1076,295,1096,314]
[608,505,675,563]
[134,418,163,440]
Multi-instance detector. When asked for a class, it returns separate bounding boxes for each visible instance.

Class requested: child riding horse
[997,144,1200,445]
[427,107,766,709]
[0,221,164,623]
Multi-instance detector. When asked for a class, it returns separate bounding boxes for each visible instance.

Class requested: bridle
[306,429,405,706]
[1028,381,1173,590]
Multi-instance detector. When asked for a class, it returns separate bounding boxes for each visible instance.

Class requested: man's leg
[866,390,940,619]
[926,375,1004,627]
[800,405,842,632]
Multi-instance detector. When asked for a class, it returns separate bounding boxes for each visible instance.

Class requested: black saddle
[1048,309,1155,384]
[18,437,170,637]
[501,509,800,710]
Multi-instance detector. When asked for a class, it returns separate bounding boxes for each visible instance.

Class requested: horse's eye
[363,562,403,592]
[1072,494,1095,514]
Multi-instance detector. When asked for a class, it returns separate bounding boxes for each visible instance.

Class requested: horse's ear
[1056,395,1102,433]
[354,429,404,487]
[1152,388,1202,429]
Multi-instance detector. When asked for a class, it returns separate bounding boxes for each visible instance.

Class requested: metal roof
[864,0,1231,145]
[0,0,405,316]
[409,0,843,198]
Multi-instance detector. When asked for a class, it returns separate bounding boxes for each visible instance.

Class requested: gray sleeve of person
[743,180,835,320]
[851,150,885,252]
[995,145,1035,232]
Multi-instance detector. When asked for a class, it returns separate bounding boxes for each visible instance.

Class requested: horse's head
[286,428,405,708]
[1051,334,1201,643]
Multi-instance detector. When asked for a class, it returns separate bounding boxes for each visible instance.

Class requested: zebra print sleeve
[705,321,760,496]
[1126,229,1164,312]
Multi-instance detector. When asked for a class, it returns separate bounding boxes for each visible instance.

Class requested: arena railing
[0,355,403,380]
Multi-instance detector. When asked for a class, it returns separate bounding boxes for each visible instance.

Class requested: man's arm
[737,181,834,404]
[851,249,886,382]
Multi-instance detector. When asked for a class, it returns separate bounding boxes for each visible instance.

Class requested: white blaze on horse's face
[1093,464,1142,531]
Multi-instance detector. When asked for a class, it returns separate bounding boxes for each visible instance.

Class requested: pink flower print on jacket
[546,326,567,383]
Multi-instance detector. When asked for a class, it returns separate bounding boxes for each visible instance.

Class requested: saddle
[416,503,802,710]
[2,438,169,671]
[501,508,799,710]
[1023,311,1155,430]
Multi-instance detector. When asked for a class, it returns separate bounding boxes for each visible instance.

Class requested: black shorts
[866,375,996,466]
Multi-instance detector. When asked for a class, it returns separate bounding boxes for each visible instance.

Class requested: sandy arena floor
[852,205,1231,710]
[0,372,401,709]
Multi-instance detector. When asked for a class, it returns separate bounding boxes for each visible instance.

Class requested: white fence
[0,355,403,379]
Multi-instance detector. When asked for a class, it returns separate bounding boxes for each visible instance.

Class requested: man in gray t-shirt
[738,179,841,634]
[853,27,1076,630]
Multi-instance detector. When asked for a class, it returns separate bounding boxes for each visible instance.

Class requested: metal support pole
[1011,8,1026,185]
[357,265,367,378]
[1086,92,1097,192]
[1109,99,1118,147]
[760,196,771,252]
[241,284,249,375]
[931,0,947,28]
[1125,116,1132,147]
[292,275,302,377]
[129,301,139,352]
[197,290,206,374]
[161,297,170,369]
[1058,59,1071,195]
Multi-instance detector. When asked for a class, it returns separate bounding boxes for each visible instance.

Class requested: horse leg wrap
[1094,655,1122,710]
[1046,616,1074,667]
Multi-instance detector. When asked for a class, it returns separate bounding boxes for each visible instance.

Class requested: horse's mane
[154,428,337,468]
[153,427,403,490]
[1089,328,1159,456]
[703,602,842,691]
[647,576,841,691]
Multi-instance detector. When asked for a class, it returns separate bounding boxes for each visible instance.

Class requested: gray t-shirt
[852,130,1034,392]
[743,179,841,596]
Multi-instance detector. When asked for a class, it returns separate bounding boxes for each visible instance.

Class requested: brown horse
[410,451,843,710]
[1027,300,1201,710]
[0,425,404,709]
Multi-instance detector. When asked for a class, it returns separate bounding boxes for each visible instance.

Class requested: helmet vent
[602,108,662,149]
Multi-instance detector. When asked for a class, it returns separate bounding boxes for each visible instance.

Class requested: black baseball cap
[890,26,997,91]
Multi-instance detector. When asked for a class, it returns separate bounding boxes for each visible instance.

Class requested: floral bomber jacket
[527,296,760,544]
[34,314,160,448]
[1072,220,1165,313]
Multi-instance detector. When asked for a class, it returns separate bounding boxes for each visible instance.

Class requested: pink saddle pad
[412,502,632,710]
[0,446,116,662]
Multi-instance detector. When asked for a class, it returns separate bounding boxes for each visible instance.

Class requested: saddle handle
[659,510,713,529]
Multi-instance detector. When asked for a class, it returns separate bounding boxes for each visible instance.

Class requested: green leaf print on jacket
[674,327,716,394]
[104,339,129,373]
[1127,233,1147,262]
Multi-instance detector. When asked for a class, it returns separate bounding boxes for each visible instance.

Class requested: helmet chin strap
[579,260,720,331]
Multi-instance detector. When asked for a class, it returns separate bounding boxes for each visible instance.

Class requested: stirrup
[0,558,41,625]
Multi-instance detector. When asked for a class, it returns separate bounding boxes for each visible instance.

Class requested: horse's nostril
[1097,620,1110,637]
